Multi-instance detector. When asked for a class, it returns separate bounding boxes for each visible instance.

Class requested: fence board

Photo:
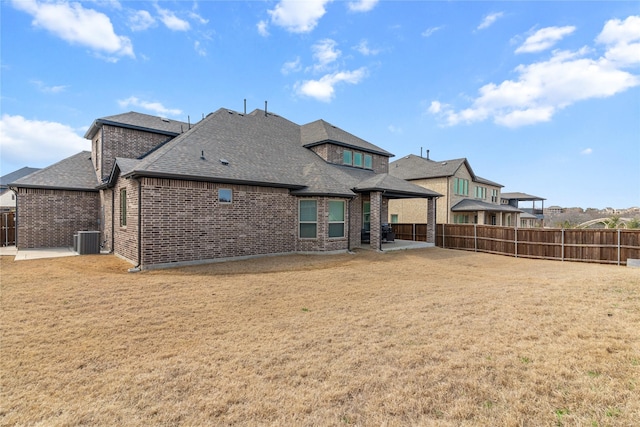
[393,223,640,266]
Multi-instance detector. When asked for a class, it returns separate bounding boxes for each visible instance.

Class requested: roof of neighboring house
[84,111,190,139]
[500,192,546,201]
[300,119,393,157]
[0,167,41,188]
[451,198,522,212]
[389,154,502,187]
[10,152,99,191]
[119,108,437,199]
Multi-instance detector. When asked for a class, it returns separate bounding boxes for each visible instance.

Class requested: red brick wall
[16,188,100,249]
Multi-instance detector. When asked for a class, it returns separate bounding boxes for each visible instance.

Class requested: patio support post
[426,197,436,244]
[370,191,382,251]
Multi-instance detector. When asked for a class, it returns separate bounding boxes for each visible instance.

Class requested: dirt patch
[1,248,639,426]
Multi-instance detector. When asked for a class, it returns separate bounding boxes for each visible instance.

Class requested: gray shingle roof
[84,111,190,139]
[301,119,393,157]
[389,154,503,187]
[0,167,40,187]
[451,198,522,213]
[10,151,99,191]
[118,108,434,199]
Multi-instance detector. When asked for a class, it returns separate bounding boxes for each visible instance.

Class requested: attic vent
[220,158,229,166]
[442,162,447,165]
[161,118,170,122]
[228,110,233,114]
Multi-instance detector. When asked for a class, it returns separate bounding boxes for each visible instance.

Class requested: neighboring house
[0,167,40,212]
[10,108,440,269]
[388,154,522,226]
[500,192,546,228]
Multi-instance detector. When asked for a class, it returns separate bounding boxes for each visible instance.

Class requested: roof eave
[84,119,182,140]
[123,170,307,190]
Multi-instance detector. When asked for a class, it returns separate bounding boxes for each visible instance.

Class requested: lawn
[1,248,639,426]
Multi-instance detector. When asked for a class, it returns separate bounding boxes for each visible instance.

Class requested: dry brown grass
[1,248,639,426]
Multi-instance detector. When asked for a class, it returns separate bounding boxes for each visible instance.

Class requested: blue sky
[1,0,639,209]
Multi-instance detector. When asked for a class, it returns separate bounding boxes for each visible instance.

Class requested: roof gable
[390,154,503,187]
[301,119,393,157]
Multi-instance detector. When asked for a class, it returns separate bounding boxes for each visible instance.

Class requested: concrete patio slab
[13,247,79,261]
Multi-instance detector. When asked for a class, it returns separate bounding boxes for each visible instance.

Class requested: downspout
[446,176,450,224]
[347,197,352,252]
[110,188,115,253]
[10,187,17,248]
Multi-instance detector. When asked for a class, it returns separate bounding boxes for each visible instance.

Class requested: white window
[328,200,345,238]
[299,200,317,238]
[218,188,232,203]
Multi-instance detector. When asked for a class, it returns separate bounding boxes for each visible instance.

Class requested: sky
[1,0,639,209]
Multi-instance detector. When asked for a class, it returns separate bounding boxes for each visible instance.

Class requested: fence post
[474,224,477,252]
[413,223,416,242]
[515,227,518,258]
[561,228,565,262]
[617,229,621,266]
[442,223,446,248]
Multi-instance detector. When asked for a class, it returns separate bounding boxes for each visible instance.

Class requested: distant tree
[626,218,640,229]
[603,215,621,229]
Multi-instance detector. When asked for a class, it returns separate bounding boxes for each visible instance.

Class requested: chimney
[265,101,268,117]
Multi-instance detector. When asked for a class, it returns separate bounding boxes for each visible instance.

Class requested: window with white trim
[328,200,345,238]
[299,200,317,238]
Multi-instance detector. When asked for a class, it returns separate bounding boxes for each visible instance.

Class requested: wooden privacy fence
[1,212,16,247]
[392,223,640,266]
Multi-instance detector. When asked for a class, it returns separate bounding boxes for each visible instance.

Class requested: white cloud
[422,26,443,38]
[117,97,183,116]
[295,68,368,102]
[0,114,88,167]
[257,20,269,37]
[353,39,380,56]
[581,148,593,155]
[348,0,378,13]
[596,16,640,67]
[11,0,134,60]
[267,0,332,33]
[128,10,155,32]
[387,124,403,134]
[516,26,576,53]
[281,57,302,75]
[194,41,206,57]
[30,80,68,94]
[429,16,640,128]
[312,39,341,71]
[477,12,504,30]
[155,5,190,31]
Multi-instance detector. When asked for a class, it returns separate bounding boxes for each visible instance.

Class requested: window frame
[454,177,469,196]
[119,188,127,227]
[218,188,233,204]
[364,154,373,169]
[299,199,318,239]
[343,150,353,166]
[353,152,363,168]
[328,200,346,238]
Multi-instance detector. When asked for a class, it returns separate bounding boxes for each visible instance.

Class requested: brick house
[388,154,521,226]
[11,108,440,269]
